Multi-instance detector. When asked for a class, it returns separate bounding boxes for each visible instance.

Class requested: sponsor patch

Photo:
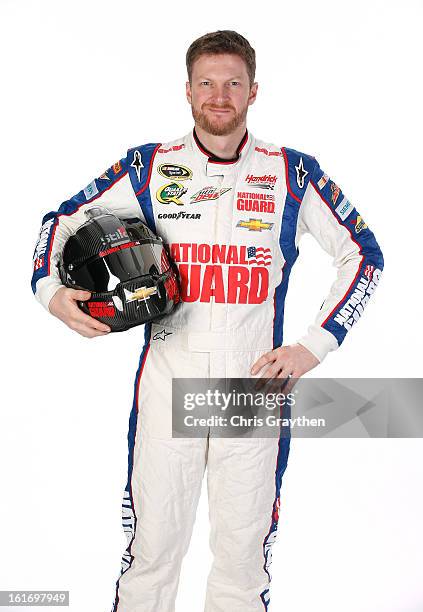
[333,268,382,331]
[190,186,231,203]
[330,182,341,206]
[317,173,329,190]
[157,182,188,205]
[158,144,185,154]
[236,218,274,232]
[158,212,201,220]
[169,242,273,304]
[335,197,354,221]
[254,147,282,157]
[351,215,367,234]
[237,191,275,214]
[98,171,110,181]
[112,160,122,174]
[158,164,192,180]
[83,180,99,200]
[33,218,55,266]
[245,174,277,186]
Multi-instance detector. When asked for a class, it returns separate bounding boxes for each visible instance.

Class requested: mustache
[203,104,235,111]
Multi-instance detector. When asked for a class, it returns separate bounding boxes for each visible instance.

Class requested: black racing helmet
[58,206,180,332]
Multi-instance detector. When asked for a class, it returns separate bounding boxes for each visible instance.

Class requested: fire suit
[31,128,384,612]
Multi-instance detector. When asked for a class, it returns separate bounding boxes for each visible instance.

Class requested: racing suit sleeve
[31,156,142,311]
[295,160,384,362]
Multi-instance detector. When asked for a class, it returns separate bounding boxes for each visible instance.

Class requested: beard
[191,101,248,136]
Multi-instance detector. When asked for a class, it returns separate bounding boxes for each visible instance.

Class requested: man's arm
[295,159,384,362]
[31,154,142,336]
[251,158,384,380]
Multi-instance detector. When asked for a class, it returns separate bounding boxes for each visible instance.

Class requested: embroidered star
[295,157,308,189]
[153,329,172,341]
[131,150,144,182]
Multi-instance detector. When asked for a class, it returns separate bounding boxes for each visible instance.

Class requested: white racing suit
[31,129,384,612]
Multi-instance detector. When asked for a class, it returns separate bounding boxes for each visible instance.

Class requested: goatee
[191,103,248,136]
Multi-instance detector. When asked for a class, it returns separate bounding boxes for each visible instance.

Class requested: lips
[207,106,232,113]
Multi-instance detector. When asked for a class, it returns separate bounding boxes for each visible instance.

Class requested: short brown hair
[186,30,256,87]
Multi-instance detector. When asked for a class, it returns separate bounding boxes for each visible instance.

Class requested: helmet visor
[67,240,171,292]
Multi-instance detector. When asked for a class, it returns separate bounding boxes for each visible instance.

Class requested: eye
[230,81,240,86]
[200,81,210,86]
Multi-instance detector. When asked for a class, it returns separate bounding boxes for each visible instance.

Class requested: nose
[209,83,230,104]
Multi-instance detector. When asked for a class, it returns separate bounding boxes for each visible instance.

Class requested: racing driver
[31,30,384,612]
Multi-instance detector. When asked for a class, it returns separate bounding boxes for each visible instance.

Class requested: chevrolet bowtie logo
[236,218,274,232]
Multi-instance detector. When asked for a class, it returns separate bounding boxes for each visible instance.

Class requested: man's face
[186,53,258,136]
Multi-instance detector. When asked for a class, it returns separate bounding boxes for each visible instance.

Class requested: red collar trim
[193,128,248,165]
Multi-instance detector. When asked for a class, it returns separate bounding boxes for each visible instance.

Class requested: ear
[248,82,258,106]
[186,80,192,104]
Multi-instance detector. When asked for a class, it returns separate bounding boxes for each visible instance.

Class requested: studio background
[1,1,422,611]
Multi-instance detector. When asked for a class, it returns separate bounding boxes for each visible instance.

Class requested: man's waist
[149,323,272,353]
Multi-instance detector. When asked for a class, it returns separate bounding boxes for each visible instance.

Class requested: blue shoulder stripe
[127,143,161,234]
[273,148,316,348]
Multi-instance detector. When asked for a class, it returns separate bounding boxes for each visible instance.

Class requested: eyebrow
[197,75,244,80]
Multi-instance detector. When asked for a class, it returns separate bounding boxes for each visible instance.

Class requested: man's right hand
[48,287,111,338]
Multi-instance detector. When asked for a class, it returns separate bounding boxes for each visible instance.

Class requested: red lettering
[170,243,181,262]
[179,263,200,302]
[248,268,269,303]
[200,265,225,302]
[227,266,249,303]
[211,244,226,264]
[197,244,210,263]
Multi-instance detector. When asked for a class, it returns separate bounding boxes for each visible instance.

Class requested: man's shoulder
[253,135,317,165]
[127,133,188,157]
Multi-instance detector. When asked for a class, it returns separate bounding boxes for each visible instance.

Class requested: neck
[194,123,247,160]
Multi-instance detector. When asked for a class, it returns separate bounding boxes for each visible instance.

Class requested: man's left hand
[250,344,320,393]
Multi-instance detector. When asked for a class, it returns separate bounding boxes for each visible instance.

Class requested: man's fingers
[72,322,110,338]
[68,289,91,301]
[250,351,276,376]
[68,308,111,333]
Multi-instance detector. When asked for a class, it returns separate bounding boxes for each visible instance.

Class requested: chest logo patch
[236,218,274,232]
[156,182,188,205]
[157,164,193,180]
[190,186,231,203]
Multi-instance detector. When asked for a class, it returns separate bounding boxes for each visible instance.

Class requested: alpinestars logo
[333,268,382,331]
[295,157,308,189]
[131,150,144,182]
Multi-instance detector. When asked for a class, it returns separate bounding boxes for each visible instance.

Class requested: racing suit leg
[203,349,290,612]
[111,328,209,612]
[205,435,290,612]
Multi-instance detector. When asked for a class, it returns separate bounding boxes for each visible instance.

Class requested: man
[31,30,384,612]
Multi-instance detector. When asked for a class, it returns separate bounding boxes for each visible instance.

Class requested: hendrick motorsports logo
[156,182,188,205]
[158,164,193,180]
